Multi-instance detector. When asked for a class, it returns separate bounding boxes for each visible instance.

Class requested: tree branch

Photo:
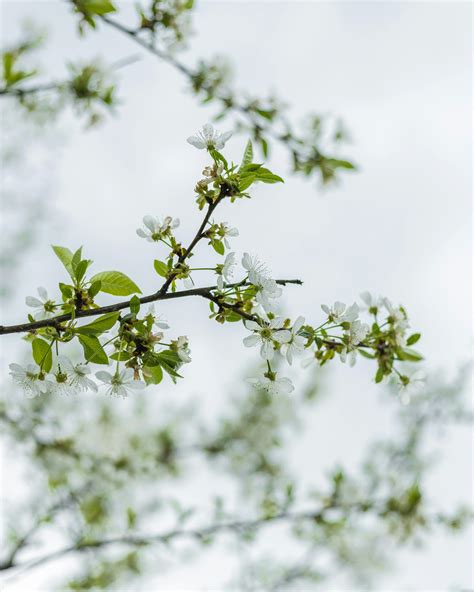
[0,280,302,336]
[0,506,332,574]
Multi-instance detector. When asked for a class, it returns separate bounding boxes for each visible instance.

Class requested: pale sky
[0,1,472,590]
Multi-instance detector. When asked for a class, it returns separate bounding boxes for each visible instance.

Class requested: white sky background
[0,0,472,590]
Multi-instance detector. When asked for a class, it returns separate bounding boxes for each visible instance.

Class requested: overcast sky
[0,1,472,590]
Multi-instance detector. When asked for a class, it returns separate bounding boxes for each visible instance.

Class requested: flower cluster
[5,125,424,401]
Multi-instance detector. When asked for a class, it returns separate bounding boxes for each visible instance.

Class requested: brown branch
[0,280,302,336]
[0,507,328,574]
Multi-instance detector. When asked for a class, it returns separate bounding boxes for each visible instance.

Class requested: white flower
[255,277,283,312]
[241,253,282,312]
[321,301,359,324]
[216,252,237,290]
[340,320,369,367]
[383,298,409,330]
[243,317,291,361]
[9,363,50,398]
[187,123,232,150]
[174,336,192,363]
[397,370,425,404]
[241,253,268,285]
[95,368,146,398]
[220,222,239,249]
[283,316,306,365]
[25,287,56,320]
[147,305,170,330]
[360,291,383,315]
[136,215,179,242]
[247,375,295,396]
[57,356,98,393]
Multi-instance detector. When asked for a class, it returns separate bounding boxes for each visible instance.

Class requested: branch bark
[0,280,302,336]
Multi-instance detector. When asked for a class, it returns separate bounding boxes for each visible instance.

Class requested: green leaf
[209,149,228,169]
[226,312,243,322]
[71,247,83,274]
[32,338,53,373]
[375,367,384,383]
[211,239,225,256]
[78,335,109,364]
[154,260,169,278]
[82,0,116,16]
[74,259,89,284]
[239,140,253,170]
[75,312,120,336]
[109,351,131,361]
[52,245,74,279]
[89,271,141,296]
[326,158,356,171]
[88,281,102,298]
[59,283,74,299]
[254,167,284,184]
[143,364,163,385]
[130,295,141,315]
[358,349,375,359]
[398,347,423,362]
[406,333,421,346]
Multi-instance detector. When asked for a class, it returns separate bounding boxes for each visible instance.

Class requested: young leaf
[143,365,163,385]
[398,347,424,362]
[406,333,421,346]
[75,312,120,336]
[52,245,74,279]
[211,239,225,256]
[89,271,141,296]
[375,367,384,383]
[154,260,168,278]
[71,247,83,274]
[88,281,102,298]
[74,259,89,284]
[254,167,284,184]
[32,338,53,373]
[78,335,109,364]
[130,295,141,315]
[239,140,253,170]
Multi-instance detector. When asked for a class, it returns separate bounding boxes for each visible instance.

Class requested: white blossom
[241,253,282,311]
[174,336,192,363]
[216,252,237,290]
[283,316,306,365]
[321,301,359,324]
[360,291,383,315]
[220,222,239,249]
[397,370,426,404]
[340,320,369,367]
[241,253,268,285]
[383,298,409,330]
[243,317,291,361]
[9,363,50,398]
[187,123,232,150]
[25,287,56,320]
[95,368,146,398]
[247,375,295,395]
[57,356,98,393]
[136,215,179,243]
[147,305,170,330]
